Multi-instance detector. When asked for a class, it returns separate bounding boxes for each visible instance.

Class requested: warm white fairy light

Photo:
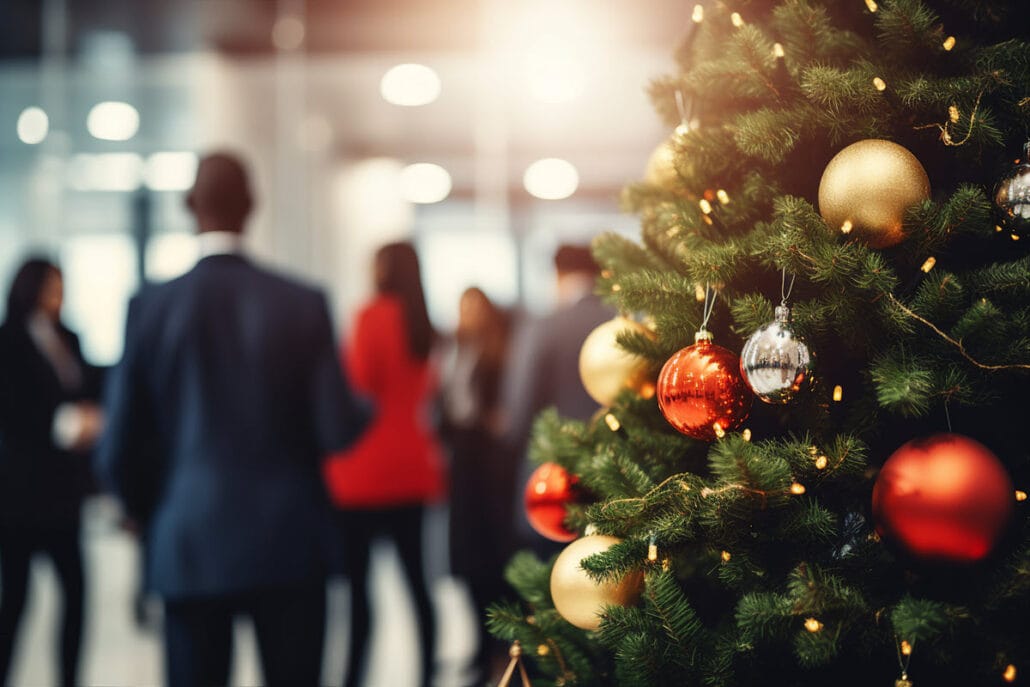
[900,640,912,656]
[699,198,713,214]
[873,77,887,91]
[943,36,956,51]
[1004,664,1017,682]
[864,0,878,12]
[692,4,704,23]
[815,455,828,470]
[804,618,823,633]
[949,105,960,123]
[1016,490,1028,502]
[841,220,854,235]
[713,422,726,439]
[730,12,744,27]
[920,257,937,273]
[790,482,806,495]
[833,385,843,402]
[716,189,730,205]
[773,43,785,59]
[605,413,622,432]
[695,283,706,302]
[721,550,732,562]
[741,428,752,442]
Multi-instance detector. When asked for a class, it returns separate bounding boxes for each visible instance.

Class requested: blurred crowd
[0,152,612,687]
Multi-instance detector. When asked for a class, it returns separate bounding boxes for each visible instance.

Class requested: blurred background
[0,0,690,684]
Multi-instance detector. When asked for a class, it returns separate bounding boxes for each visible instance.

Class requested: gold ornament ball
[578,317,655,407]
[818,139,930,248]
[645,137,690,190]
[550,535,644,631]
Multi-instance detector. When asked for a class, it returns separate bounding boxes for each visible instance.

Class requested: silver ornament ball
[994,142,1030,236]
[740,305,813,404]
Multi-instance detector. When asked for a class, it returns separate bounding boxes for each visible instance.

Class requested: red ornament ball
[656,335,753,441]
[525,462,579,542]
[872,433,1014,564]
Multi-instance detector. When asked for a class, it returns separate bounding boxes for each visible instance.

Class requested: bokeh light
[17,106,49,144]
[399,163,452,204]
[380,64,441,107]
[523,158,579,200]
[86,101,140,141]
[144,152,198,191]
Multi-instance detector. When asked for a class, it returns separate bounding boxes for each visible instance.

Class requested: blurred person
[323,242,444,687]
[0,257,103,687]
[500,244,610,555]
[96,152,370,687]
[439,287,511,686]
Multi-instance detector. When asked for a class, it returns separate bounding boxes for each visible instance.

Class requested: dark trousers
[337,505,435,687]
[0,526,84,687]
[163,584,325,687]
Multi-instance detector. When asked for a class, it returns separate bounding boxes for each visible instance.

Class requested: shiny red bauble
[525,462,579,542]
[872,433,1014,564]
[656,336,753,441]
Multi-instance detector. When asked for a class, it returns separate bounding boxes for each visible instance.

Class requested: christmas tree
[489,1,1029,685]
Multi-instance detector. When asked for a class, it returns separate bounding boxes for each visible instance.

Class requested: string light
[721,550,732,562]
[605,413,622,432]
[920,257,937,273]
[900,640,912,656]
[873,77,887,91]
[692,4,704,23]
[537,644,550,656]
[611,283,622,292]
[809,446,819,456]
[1012,234,1021,241]
[996,225,1004,233]
[648,534,659,562]
[1003,664,1017,683]
[864,0,878,12]
[730,12,744,27]
[716,189,731,205]
[713,422,726,439]
[1016,490,1028,502]
[773,43,785,59]
[790,482,806,495]
[695,283,706,301]
[943,36,956,51]
[804,618,823,633]
[742,428,752,442]
[833,385,844,402]
[841,220,854,235]
[948,105,960,123]
[815,455,828,470]
[699,198,713,214]
[675,122,690,136]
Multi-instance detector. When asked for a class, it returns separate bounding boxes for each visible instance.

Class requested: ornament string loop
[674,90,694,132]
[944,399,953,433]
[496,641,532,687]
[893,634,914,686]
[780,267,796,306]
[699,282,716,337]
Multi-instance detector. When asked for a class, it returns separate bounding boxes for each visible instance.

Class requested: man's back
[99,254,366,597]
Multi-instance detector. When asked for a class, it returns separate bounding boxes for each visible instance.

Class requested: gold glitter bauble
[550,535,644,631]
[578,317,655,407]
[645,137,691,190]
[817,139,930,248]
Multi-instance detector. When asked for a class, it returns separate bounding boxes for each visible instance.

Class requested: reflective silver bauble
[740,305,813,404]
[994,142,1030,237]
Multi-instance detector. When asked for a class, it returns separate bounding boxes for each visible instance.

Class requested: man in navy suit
[97,153,369,686]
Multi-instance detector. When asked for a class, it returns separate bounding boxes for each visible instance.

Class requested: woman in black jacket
[0,257,102,687]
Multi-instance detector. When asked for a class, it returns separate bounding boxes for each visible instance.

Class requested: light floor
[5,500,481,687]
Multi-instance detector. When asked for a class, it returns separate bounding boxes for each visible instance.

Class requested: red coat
[324,295,445,508]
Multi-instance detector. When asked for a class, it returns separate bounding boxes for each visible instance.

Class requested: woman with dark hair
[324,242,444,687]
[0,257,102,687]
[440,287,512,685]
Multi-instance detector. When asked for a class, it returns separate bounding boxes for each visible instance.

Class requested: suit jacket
[97,254,370,598]
[0,321,100,532]
[500,293,613,551]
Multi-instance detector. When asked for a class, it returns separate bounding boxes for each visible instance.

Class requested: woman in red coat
[324,242,444,687]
